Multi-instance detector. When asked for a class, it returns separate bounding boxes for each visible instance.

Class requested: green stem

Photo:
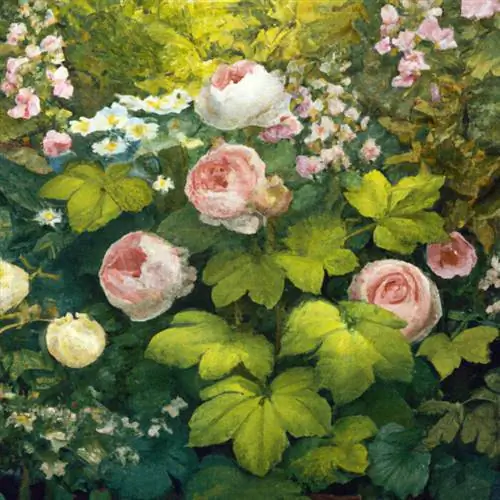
[344,223,376,242]
[275,302,283,353]
[265,218,277,253]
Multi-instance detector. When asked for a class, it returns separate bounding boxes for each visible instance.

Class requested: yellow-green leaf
[344,170,391,219]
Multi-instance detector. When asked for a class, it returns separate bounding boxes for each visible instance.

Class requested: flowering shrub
[0,1,499,498]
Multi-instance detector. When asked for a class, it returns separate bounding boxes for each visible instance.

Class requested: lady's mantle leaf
[188,368,331,476]
[344,171,447,254]
[40,162,152,233]
[367,423,431,500]
[203,251,285,309]
[273,215,359,294]
[417,327,498,379]
[145,311,274,381]
[281,300,413,405]
[185,457,307,500]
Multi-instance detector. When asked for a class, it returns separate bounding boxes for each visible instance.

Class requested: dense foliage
[0,0,499,499]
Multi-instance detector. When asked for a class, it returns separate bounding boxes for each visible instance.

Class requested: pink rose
[360,138,382,162]
[426,232,477,279]
[392,30,416,53]
[461,0,500,19]
[296,155,327,179]
[259,115,303,143]
[195,60,291,130]
[99,232,197,322]
[398,51,431,75]
[40,35,64,53]
[47,66,74,99]
[374,37,392,55]
[185,143,266,234]
[381,4,399,24]
[8,88,41,120]
[392,73,418,88]
[417,17,457,50]
[43,130,72,157]
[6,23,27,45]
[53,80,74,99]
[348,259,442,342]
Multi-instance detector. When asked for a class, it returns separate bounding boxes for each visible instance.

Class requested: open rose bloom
[185,142,290,234]
[99,232,197,321]
[426,232,477,279]
[43,130,72,157]
[349,259,442,343]
[195,60,292,130]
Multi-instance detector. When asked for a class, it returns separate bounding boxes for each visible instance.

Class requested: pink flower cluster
[2,4,73,120]
[374,3,458,88]
[461,0,500,19]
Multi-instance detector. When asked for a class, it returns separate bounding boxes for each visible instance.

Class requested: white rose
[46,313,106,368]
[0,260,30,314]
[195,60,291,130]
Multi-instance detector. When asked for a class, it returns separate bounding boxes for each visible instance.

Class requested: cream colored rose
[195,60,291,130]
[0,260,30,314]
[46,313,106,368]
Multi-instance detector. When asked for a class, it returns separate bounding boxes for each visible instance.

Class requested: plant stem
[275,302,283,353]
[344,223,376,242]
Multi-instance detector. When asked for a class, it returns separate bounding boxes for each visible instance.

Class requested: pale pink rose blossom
[40,35,64,53]
[426,232,478,279]
[348,259,442,342]
[328,97,347,116]
[381,4,400,25]
[310,116,337,142]
[374,37,392,55]
[99,232,197,322]
[417,17,457,50]
[344,107,360,121]
[8,88,41,119]
[1,81,18,96]
[398,51,431,75]
[6,23,28,45]
[360,138,382,162]
[47,66,74,99]
[195,60,291,130]
[392,30,417,53]
[338,124,356,143]
[392,73,418,88]
[185,143,266,234]
[259,115,303,143]
[296,155,327,179]
[25,44,42,59]
[6,57,29,79]
[42,130,72,157]
[294,87,314,118]
[320,145,346,165]
[461,0,500,19]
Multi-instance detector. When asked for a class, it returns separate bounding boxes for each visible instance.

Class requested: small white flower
[344,107,360,122]
[92,137,128,156]
[341,77,352,87]
[96,420,117,435]
[166,89,193,113]
[309,78,328,89]
[309,116,338,143]
[326,84,344,97]
[69,117,95,136]
[40,461,66,480]
[6,412,36,432]
[328,98,346,116]
[124,118,159,141]
[486,300,500,316]
[116,94,146,111]
[162,396,188,418]
[152,175,175,194]
[44,431,69,452]
[147,424,162,438]
[312,99,324,113]
[142,95,174,115]
[93,103,129,131]
[175,133,204,149]
[338,124,356,143]
[360,138,382,162]
[360,116,370,131]
[34,208,63,228]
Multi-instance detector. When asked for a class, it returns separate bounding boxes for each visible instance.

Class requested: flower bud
[0,260,30,314]
[252,175,293,217]
[46,313,106,368]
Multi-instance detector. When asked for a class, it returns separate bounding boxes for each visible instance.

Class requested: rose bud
[252,175,293,217]
[426,231,477,279]
[99,232,197,321]
[46,313,106,368]
[0,260,30,314]
[348,259,442,343]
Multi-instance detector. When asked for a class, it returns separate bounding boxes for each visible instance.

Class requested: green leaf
[282,300,413,404]
[185,459,307,499]
[0,147,52,174]
[106,177,153,212]
[40,175,86,200]
[145,311,274,380]
[461,403,499,457]
[157,204,222,254]
[273,215,358,293]
[418,328,498,379]
[203,252,285,309]
[419,401,464,449]
[2,349,55,380]
[331,416,378,445]
[189,369,331,476]
[344,170,391,219]
[368,423,431,500]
